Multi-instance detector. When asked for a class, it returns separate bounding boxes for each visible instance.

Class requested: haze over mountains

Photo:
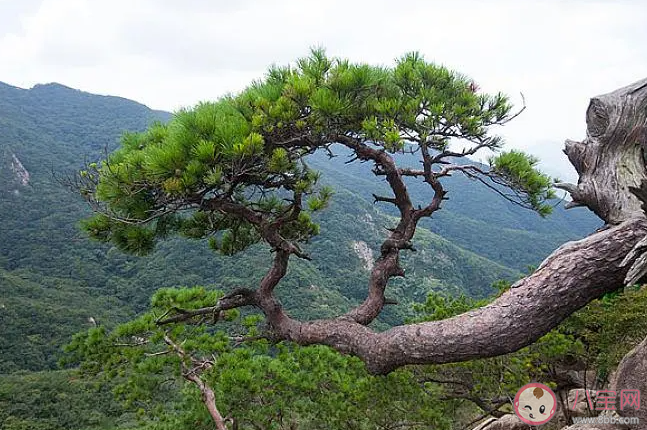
[0,81,600,372]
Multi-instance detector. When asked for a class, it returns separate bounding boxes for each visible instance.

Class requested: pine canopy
[79,49,554,256]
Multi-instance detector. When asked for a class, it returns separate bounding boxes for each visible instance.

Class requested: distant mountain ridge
[0,81,600,372]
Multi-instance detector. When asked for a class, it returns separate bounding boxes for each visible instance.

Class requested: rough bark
[556,78,647,224]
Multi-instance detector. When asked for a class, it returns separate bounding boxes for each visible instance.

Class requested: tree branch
[163,334,229,430]
[257,218,647,374]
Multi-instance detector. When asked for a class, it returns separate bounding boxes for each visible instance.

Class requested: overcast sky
[1,0,646,183]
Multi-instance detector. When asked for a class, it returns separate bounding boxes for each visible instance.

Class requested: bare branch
[144,350,172,357]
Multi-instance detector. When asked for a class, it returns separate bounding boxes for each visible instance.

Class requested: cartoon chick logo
[514,383,557,425]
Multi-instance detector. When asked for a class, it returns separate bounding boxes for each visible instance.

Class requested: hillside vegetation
[0,80,613,429]
[0,81,599,372]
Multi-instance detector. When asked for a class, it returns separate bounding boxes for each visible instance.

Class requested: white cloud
[0,0,646,182]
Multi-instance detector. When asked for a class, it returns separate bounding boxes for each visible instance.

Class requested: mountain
[0,81,600,372]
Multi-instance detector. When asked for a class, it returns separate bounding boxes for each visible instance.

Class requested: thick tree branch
[168,219,639,374]
[261,218,647,374]
[331,134,419,324]
[179,216,645,376]
[334,134,415,218]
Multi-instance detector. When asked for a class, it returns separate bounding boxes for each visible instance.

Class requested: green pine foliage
[64,286,456,430]
[489,150,556,216]
[54,282,647,429]
[81,49,555,256]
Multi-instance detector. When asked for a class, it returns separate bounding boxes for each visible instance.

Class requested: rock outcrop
[351,240,374,271]
[610,336,647,428]
[10,154,30,186]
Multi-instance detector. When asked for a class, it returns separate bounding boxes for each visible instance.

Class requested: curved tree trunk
[160,78,647,374]
[264,77,647,373]
[282,78,647,373]
[276,218,647,374]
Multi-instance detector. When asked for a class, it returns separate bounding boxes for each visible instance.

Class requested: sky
[1,0,646,183]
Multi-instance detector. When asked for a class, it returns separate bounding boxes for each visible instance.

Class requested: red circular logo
[513,382,557,425]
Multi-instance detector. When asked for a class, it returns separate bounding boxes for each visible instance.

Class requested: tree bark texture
[556,78,647,224]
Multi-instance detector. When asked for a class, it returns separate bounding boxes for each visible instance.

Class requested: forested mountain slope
[0,81,599,372]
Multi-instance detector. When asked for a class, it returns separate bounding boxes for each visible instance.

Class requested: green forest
[0,50,644,430]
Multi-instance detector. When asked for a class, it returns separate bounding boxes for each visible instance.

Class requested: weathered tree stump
[556,78,647,224]
[556,79,647,285]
